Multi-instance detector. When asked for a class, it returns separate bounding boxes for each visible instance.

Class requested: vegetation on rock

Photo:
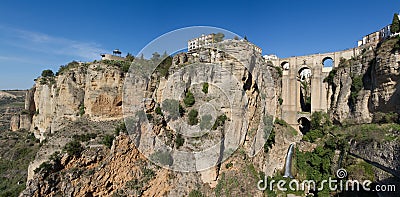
[175,133,184,148]
[391,13,400,34]
[102,134,115,148]
[184,90,195,107]
[64,140,84,157]
[263,128,275,153]
[0,131,39,197]
[212,114,227,130]
[202,82,209,94]
[188,109,199,125]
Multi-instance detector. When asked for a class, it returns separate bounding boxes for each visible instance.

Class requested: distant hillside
[0,90,26,132]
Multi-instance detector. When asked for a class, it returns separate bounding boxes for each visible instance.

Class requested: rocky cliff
[22,40,297,196]
[27,62,125,140]
[329,37,400,124]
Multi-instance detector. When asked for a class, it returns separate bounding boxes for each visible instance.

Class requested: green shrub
[56,61,80,75]
[49,151,61,162]
[41,69,54,78]
[202,83,209,94]
[33,161,53,174]
[302,129,324,142]
[372,112,398,124]
[310,111,331,130]
[64,140,83,157]
[188,109,199,125]
[225,162,233,169]
[175,133,184,148]
[125,167,155,195]
[125,53,135,62]
[274,66,283,77]
[212,114,228,130]
[79,104,85,116]
[155,56,172,78]
[278,97,283,105]
[295,145,334,196]
[146,113,153,122]
[264,128,275,153]
[114,122,127,135]
[155,106,163,115]
[183,90,195,107]
[349,75,363,108]
[189,190,204,197]
[179,104,185,117]
[391,13,400,34]
[102,135,114,148]
[274,118,288,127]
[323,69,337,84]
[101,59,132,73]
[121,64,130,73]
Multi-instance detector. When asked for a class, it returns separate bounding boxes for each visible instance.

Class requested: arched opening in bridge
[298,117,310,134]
[281,61,290,70]
[322,57,334,67]
[298,67,311,112]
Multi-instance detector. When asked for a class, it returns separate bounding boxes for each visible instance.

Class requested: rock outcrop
[22,40,290,196]
[0,90,26,132]
[10,114,20,131]
[329,37,400,124]
[27,63,125,140]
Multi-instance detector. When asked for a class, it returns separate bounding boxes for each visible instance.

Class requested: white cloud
[0,26,106,60]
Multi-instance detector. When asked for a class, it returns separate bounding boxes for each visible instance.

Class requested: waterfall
[283,144,295,178]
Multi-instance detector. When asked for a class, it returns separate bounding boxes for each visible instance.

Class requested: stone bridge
[270,47,361,132]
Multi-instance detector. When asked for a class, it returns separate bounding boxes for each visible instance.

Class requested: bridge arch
[281,61,290,70]
[298,117,310,134]
[298,67,312,112]
[298,67,311,81]
[322,56,334,67]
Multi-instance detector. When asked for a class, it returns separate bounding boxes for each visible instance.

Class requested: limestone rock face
[22,135,145,197]
[10,115,20,131]
[25,88,36,114]
[84,64,124,120]
[349,138,400,191]
[370,41,400,113]
[330,66,352,123]
[20,114,32,130]
[28,63,124,139]
[22,41,287,196]
[329,38,400,124]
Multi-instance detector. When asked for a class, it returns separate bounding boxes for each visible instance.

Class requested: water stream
[283,143,295,178]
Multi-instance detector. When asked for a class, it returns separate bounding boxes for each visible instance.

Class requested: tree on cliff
[125,53,135,62]
[41,69,54,78]
[391,13,400,34]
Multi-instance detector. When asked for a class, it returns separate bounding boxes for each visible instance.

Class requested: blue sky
[0,0,398,90]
